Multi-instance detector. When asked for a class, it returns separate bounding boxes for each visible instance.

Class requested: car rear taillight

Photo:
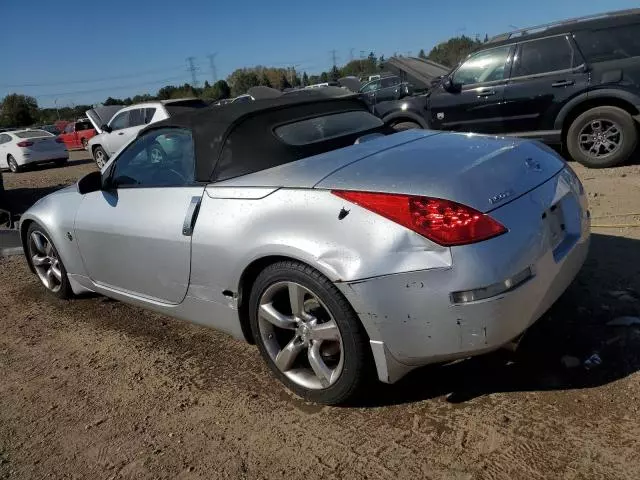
[55,137,64,143]
[16,141,33,147]
[332,190,507,246]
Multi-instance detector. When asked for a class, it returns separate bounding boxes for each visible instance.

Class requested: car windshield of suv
[452,45,511,85]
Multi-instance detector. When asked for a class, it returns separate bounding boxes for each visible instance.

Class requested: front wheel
[392,121,422,132]
[93,146,108,169]
[249,261,371,405]
[26,223,72,299]
[566,106,638,168]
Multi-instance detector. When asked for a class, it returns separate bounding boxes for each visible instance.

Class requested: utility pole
[330,49,338,68]
[54,99,60,120]
[349,48,354,62]
[207,53,218,83]
[186,56,199,88]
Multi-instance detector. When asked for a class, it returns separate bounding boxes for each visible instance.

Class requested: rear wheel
[392,121,422,132]
[8,155,20,173]
[93,146,108,168]
[249,261,371,405]
[566,106,638,168]
[26,223,72,299]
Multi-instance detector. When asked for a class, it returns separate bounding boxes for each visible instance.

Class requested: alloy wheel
[257,281,344,390]
[28,231,63,293]
[8,156,18,173]
[578,119,623,159]
[95,149,106,168]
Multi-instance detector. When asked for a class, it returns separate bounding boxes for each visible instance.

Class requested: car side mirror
[397,83,413,99]
[101,124,112,133]
[77,171,104,195]
[442,77,454,92]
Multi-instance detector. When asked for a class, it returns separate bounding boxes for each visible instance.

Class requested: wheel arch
[382,111,428,129]
[556,91,640,144]
[236,254,372,346]
[20,218,36,273]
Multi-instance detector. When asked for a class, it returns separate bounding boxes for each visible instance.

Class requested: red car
[58,119,96,150]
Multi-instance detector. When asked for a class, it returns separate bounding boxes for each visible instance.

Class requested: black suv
[428,9,640,167]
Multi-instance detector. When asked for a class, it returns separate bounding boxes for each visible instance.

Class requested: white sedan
[0,129,69,173]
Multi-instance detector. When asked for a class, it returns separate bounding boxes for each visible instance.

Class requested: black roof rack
[488,8,640,43]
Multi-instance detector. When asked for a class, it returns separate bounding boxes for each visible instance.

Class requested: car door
[375,77,402,102]
[60,123,76,149]
[502,34,589,136]
[428,44,513,134]
[74,127,205,304]
[359,79,381,106]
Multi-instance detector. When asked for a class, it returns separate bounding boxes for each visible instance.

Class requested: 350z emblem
[488,189,514,205]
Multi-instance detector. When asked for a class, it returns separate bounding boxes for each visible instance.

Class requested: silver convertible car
[20,90,590,404]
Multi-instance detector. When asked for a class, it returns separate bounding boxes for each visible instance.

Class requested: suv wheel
[566,106,638,168]
[93,146,108,168]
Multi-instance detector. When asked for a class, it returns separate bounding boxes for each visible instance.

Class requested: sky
[1,0,638,108]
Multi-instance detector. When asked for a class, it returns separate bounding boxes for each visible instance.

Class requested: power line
[0,65,186,88]
[186,57,199,89]
[32,74,189,98]
[207,53,218,83]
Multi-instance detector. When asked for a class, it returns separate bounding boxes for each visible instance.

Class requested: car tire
[55,158,68,167]
[25,222,72,299]
[392,121,422,131]
[93,146,108,169]
[249,260,372,405]
[566,106,638,168]
[7,155,20,173]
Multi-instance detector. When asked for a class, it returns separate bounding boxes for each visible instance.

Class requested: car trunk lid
[315,132,565,213]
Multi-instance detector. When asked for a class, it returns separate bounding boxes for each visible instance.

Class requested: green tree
[319,72,329,83]
[203,80,211,89]
[202,80,231,101]
[259,72,272,88]
[0,94,38,127]
[227,69,261,96]
[123,97,133,106]
[156,86,177,100]
[427,35,481,67]
[132,94,154,104]
[418,49,427,59]
[308,74,320,85]
[302,72,309,86]
[330,65,340,81]
[484,33,489,43]
[103,97,124,106]
[279,73,292,90]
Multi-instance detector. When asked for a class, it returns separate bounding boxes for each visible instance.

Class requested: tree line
[0,35,484,128]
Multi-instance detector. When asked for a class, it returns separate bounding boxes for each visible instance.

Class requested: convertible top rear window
[165,99,209,116]
[275,111,383,146]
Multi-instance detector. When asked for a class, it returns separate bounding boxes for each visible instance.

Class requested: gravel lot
[1,150,640,479]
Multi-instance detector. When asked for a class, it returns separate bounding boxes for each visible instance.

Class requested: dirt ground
[1,151,640,479]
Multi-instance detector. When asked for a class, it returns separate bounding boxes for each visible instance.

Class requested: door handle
[117,132,125,135]
[182,196,202,236]
[552,80,575,87]
[477,89,496,97]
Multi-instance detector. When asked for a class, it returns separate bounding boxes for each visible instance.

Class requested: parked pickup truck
[58,119,96,150]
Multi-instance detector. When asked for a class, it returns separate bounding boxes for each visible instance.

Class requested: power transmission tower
[349,48,354,62]
[186,56,199,88]
[207,53,218,83]
[330,49,338,68]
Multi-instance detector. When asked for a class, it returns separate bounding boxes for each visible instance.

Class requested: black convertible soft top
[141,89,377,183]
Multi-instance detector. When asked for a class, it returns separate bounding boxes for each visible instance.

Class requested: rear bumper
[336,169,590,383]
[17,150,68,165]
